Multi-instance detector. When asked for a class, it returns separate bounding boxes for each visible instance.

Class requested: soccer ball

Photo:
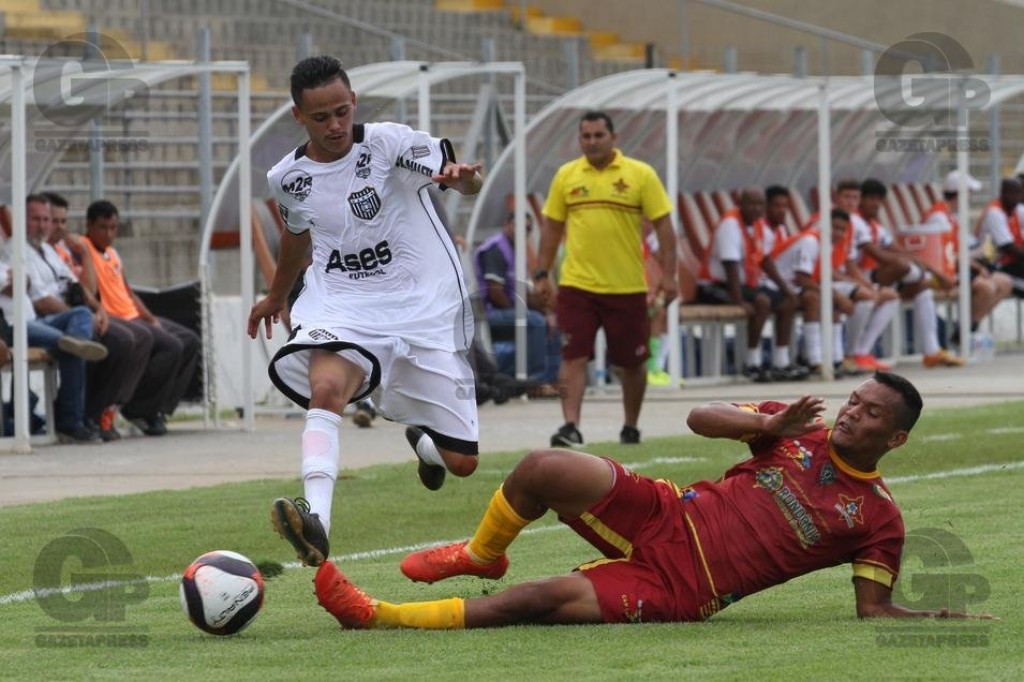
[180,550,264,636]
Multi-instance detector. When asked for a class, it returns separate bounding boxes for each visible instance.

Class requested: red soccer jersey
[681,400,904,618]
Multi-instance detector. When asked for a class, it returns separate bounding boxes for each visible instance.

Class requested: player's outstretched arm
[247,229,310,340]
[687,396,826,441]
[432,161,483,195]
[853,578,997,620]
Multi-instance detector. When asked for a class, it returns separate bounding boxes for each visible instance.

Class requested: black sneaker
[126,415,167,437]
[352,400,376,428]
[550,423,583,447]
[770,364,810,382]
[56,425,102,444]
[270,497,330,567]
[620,425,641,444]
[406,426,446,491]
[742,365,773,383]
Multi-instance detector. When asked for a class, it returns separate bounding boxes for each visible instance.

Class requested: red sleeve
[851,509,904,589]
[734,400,787,449]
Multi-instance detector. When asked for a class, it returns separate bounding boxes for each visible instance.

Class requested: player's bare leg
[551,356,588,446]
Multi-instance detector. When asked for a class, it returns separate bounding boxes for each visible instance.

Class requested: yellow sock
[372,598,465,629]
[466,485,531,564]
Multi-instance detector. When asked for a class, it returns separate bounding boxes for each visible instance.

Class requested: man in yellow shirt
[535,111,678,446]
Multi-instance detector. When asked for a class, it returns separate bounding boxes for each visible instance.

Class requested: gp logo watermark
[874,528,991,648]
[32,33,151,153]
[873,33,990,153]
[33,528,150,648]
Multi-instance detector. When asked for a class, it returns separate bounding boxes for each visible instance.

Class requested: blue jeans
[487,308,561,383]
[32,306,94,432]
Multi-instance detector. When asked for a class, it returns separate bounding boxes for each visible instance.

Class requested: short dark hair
[872,371,923,432]
[831,208,850,222]
[26,193,49,207]
[290,55,351,107]
[765,185,790,201]
[42,192,68,210]
[579,110,614,134]
[942,191,957,201]
[860,178,887,199]
[86,200,119,223]
[836,178,861,193]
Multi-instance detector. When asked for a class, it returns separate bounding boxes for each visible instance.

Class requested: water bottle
[970,332,995,363]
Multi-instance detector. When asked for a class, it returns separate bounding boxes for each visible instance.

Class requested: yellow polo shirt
[543,149,672,294]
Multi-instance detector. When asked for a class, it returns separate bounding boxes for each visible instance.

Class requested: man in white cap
[923,171,1013,345]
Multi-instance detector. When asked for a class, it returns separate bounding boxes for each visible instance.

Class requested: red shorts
[556,286,649,368]
[562,459,711,623]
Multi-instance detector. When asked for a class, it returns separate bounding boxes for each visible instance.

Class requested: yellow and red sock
[466,485,531,564]
[372,598,465,629]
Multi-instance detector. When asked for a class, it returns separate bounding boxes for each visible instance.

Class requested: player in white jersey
[855,179,962,368]
[834,179,898,372]
[247,56,484,568]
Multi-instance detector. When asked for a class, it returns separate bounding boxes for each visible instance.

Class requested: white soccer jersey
[704,214,745,284]
[268,122,473,352]
[765,233,818,291]
[979,204,1015,248]
[851,212,893,253]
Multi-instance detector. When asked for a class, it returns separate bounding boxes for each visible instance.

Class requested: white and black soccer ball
[180,550,264,636]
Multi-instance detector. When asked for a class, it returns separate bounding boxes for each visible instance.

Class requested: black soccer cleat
[550,422,584,448]
[406,426,446,491]
[270,497,330,567]
[619,425,641,444]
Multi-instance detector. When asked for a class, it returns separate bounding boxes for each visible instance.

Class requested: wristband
[532,269,549,280]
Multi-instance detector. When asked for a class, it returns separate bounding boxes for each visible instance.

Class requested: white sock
[833,322,845,360]
[856,299,899,355]
[302,408,342,537]
[847,300,873,355]
[747,347,762,368]
[804,322,822,365]
[913,288,940,355]
[773,345,790,368]
[657,333,670,368]
[413,430,446,468]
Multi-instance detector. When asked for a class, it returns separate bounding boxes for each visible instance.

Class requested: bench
[1,347,59,445]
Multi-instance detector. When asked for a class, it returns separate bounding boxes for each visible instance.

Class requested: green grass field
[1,401,1022,681]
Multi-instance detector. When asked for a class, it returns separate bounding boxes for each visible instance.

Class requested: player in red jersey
[313,372,993,628]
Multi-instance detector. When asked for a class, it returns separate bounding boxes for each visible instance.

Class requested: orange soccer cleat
[314,562,376,629]
[400,541,509,584]
[922,349,966,368]
[852,355,892,372]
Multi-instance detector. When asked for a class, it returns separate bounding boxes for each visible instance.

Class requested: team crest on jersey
[753,467,784,492]
[569,185,589,197]
[612,177,630,194]
[307,328,339,342]
[834,494,864,528]
[348,186,382,220]
[410,145,431,159]
[355,150,372,179]
[281,169,313,202]
[818,461,837,486]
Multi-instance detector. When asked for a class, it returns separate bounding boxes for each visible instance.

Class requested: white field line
[2,460,1021,607]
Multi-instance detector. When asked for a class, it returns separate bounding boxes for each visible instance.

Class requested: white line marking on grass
[4,461,1021,608]
[622,456,706,469]
[986,427,1024,435]
[919,433,961,442]
[886,461,1024,485]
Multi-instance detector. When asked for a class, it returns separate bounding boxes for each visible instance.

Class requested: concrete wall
[532,0,1024,75]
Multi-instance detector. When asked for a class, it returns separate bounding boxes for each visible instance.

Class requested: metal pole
[11,63,31,452]
[794,47,807,78]
[88,24,105,201]
[198,27,214,229]
[513,68,528,382]
[482,38,496,172]
[391,39,407,125]
[956,80,972,361]
[666,73,683,386]
[678,0,689,69]
[818,81,834,380]
[988,54,1001,196]
[723,46,737,74]
[299,31,314,61]
[417,64,430,132]
[564,38,580,91]
[140,0,150,61]
[238,68,254,432]
[861,49,874,77]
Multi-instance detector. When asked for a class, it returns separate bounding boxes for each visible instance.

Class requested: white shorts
[269,326,479,454]
[832,281,859,298]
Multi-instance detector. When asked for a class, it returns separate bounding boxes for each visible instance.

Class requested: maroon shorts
[561,459,709,623]
[556,286,649,368]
